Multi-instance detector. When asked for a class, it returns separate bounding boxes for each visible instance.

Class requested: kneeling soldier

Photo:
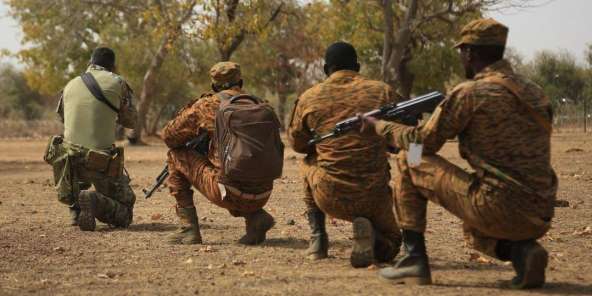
[288,42,403,268]
[45,47,137,231]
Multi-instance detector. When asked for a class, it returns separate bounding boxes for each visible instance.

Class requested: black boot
[374,231,400,263]
[378,230,432,285]
[510,240,548,289]
[305,208,329,260]
[238,209,275,245]
[69,204,80,226]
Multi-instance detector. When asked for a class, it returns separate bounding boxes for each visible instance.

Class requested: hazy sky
[0,0,590,65]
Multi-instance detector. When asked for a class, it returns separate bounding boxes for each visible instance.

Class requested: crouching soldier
[162,62,283,245]
[45,47,137,231]
[361,19,557,289]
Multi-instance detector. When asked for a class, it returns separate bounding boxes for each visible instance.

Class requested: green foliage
[522,50,587,107]
[0,63,45,120]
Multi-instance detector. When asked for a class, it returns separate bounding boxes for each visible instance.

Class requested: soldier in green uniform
[360,19,556,288]
[45,47,138,231]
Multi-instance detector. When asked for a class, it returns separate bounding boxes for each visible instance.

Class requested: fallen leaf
[232,259,246,266]
[151,213,162,220]
[565,148,584,153]
[367,264,378,270]
[242,271,255,277]
[185,258,194,264]
[573,226,592,236]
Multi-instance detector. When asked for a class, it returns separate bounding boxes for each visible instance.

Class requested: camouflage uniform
[163,90,272,216]
[288,70,403,254]
[163,62,274,245]
[373,20,557,258]
[46,64,137,229]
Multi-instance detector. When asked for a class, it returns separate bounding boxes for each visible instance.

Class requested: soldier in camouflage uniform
[162,62,275,245]
[288,42,402,268]
[360,19,557,288]
[45,47,137,231]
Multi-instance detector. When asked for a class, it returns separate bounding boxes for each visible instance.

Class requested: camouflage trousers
[74,166,136,227]
[302,160,402,246]
[166,148,272,217]
[394,151,551,257]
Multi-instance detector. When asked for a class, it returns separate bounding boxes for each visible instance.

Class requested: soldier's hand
[357,113,378,135]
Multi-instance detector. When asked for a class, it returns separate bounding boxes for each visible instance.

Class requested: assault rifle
[143,129,210,199]
[308,91,445,146]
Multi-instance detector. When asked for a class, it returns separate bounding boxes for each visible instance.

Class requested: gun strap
[483,75,552,134]
[80,72,120,113]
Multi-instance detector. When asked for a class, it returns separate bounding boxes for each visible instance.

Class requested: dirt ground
[1,133,591,296]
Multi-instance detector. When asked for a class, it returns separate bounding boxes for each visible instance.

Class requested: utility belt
[44,135,124,178]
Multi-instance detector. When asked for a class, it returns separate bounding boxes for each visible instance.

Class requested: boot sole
[78,192,96,232]
[351,217,375,268]
[512,244,548,289]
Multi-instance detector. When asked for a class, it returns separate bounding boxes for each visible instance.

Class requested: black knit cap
[324,41,358,68]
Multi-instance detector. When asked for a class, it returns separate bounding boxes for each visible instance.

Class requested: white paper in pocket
[407,143,423,168]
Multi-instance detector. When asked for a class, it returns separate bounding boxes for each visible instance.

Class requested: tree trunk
[381,0,418,92]
[128,34,171,145]
[128,1,196,144]
[277,91,288,130]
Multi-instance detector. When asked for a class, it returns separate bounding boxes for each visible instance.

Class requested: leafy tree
[0,63,45,120]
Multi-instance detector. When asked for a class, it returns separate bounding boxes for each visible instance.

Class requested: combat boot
[374,231,400,263]
[78,190,97,231]
[69,203,80,226]
[510,240,548,289]
[167,206,203,245]
[350,217,376,268]
[378,230,432,285]
[238,209,275,245]
[305,208,329,260]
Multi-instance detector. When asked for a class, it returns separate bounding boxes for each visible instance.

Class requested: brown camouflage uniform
[374,57,557,257]
[162,63,272,217]
[288,70,402,246]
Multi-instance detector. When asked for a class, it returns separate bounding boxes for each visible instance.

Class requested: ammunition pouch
[43,135,80,205]
[85,146,124,178]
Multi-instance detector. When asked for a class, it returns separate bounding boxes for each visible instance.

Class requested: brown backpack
[215,93,284,186]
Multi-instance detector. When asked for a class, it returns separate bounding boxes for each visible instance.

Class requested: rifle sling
[482,75,552,134]
[80,72,120,113]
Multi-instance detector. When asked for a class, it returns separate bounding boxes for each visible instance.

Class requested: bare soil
[1,134,591,296]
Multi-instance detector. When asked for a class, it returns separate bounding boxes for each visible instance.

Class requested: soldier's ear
[323,64,330,76]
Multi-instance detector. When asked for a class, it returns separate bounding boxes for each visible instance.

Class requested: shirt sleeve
[162,97,212,149]
[287,97,314,154]
[117,82,138,129]
[374,83,476,155]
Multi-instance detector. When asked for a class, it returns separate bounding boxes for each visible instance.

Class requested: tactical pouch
[85,147,124,177]
[43,136,78,205]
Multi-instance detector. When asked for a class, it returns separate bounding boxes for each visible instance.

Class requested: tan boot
[238,209,275,245]
[167,206,203,245]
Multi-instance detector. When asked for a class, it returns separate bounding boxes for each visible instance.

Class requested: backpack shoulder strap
[482,75,552,134]
[80,72,119,113]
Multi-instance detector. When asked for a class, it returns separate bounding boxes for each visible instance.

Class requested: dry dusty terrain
[0,133,591,296]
